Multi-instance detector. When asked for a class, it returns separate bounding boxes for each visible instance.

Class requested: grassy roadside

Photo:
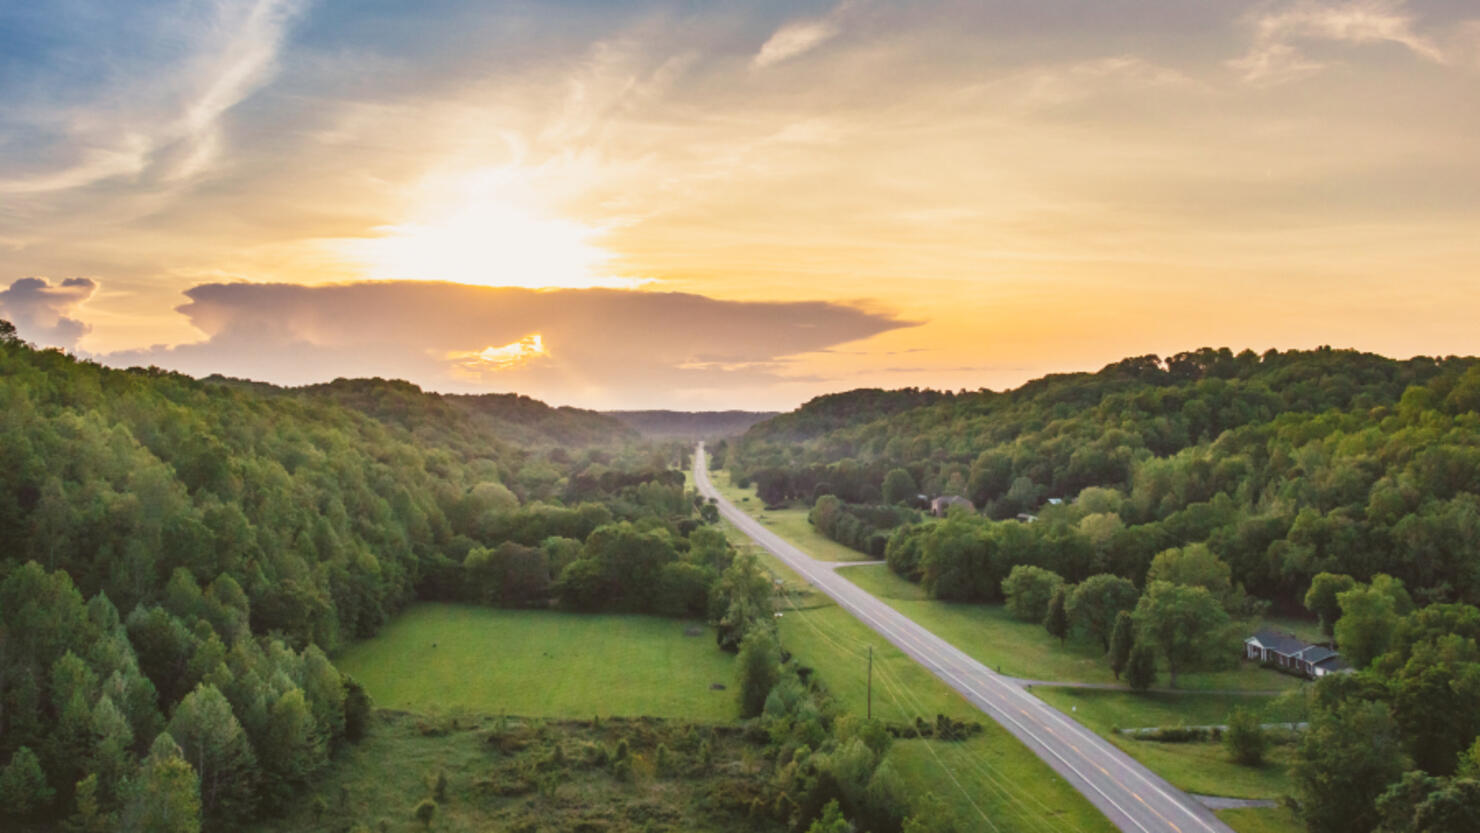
[1030,687,1301,799]
[838,563,1305,693]
[1217,806,1305,833]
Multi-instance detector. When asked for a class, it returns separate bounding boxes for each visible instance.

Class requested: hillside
[729,347,1480,606]
[604,409,778,440]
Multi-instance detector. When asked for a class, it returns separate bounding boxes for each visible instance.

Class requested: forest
[0,322,754,831]
[728,346,1480,831]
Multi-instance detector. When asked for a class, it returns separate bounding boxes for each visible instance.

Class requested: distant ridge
[605,409,779,440]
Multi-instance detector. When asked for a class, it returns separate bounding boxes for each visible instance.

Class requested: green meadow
[335,604,737,721]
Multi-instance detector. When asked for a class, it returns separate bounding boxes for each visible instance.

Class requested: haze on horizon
[2,0,1478,410]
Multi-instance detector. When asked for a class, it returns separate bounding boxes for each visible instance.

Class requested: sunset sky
[3,0,1478,409]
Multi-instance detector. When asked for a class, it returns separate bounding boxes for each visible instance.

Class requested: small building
[1244,628,1351,678]
[1015,512,1038,523]
[930,495,975,517]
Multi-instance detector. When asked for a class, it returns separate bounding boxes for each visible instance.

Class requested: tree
[167,684,259,820]
[0,746,53,816]
[1002,565,1064,623]
[120,733,201,833]
[1108,611,1134,681]
[1043,585,1070,643]
[1411,778,1480,833]
[882,468,918,507]
[1305,572,1357,637]
[1335,577,1408,669]
[1132,581,1230,687]
[1068,574,1140,651]
[1293,699,1408,833]
[712,554,774,652]
[807,799,855,833]
[1146,544,1234,605]
[1126,644,1157,691]
[1224,707,1266,766]
[736,628,782,718]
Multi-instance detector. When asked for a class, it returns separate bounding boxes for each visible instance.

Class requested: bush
[413,798,437,828]
[1224,707,1266,766]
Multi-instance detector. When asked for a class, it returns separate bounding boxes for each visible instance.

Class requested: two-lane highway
[694,443,1234,833]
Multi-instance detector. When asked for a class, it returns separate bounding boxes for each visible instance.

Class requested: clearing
[334,604,736,721]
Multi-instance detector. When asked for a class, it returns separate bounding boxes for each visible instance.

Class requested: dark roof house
[1244,628,1350,678]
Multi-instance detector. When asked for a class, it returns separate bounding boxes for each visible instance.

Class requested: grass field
[1031,687,1302,799]
[1217,806,1305,833]
[335,605,737,721]
[839,564,1305,693]
[708,469,877,562]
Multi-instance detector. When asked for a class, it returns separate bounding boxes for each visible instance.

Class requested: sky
[2,0,1478,410]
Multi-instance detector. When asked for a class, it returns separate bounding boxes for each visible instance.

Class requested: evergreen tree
[120,734,201,833]
[1042,586,1070,644]
[167,684,259,821]
[1107,611,1134,681]
[1126,644,1157,691]
[0,745,54,816]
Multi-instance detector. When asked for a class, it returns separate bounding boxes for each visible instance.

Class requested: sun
[333,167,640,290]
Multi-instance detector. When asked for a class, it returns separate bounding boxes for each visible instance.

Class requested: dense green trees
[730,348,1480,613]
[0,328,728,827]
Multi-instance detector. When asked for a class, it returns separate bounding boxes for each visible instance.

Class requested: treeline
[732,347,1480,609]
[0,322,710,829]
[810,496,919,558]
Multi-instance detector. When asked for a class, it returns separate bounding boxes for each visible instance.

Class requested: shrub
[1225,707,1266,766]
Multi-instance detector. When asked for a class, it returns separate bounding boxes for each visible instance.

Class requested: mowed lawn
[336,604,737,721]
[839,564,1305,693]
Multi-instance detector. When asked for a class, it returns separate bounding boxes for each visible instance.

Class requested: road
[694,444,1235,833]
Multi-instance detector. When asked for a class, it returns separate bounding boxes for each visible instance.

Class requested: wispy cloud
[752,2,854,69]
[0,0,306,195]
[1230,0,1449,84]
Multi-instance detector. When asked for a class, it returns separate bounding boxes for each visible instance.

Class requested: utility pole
[867,645,873,720]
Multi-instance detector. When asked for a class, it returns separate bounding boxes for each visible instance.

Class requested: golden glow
[446,333,548,378]
[332,169,640,290]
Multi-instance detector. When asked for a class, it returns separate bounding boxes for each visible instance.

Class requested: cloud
[99,281,916,408]
[0,277,99,349]
[752,2,855,69]
[1230,0,1450,84]
[0,0,306,195]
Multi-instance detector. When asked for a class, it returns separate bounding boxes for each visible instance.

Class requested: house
[930,495,975,517]
[1014,513,1038,523]
[1244,629,1352,678]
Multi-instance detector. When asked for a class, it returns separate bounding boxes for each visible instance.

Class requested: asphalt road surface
[694,444,1235,833]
